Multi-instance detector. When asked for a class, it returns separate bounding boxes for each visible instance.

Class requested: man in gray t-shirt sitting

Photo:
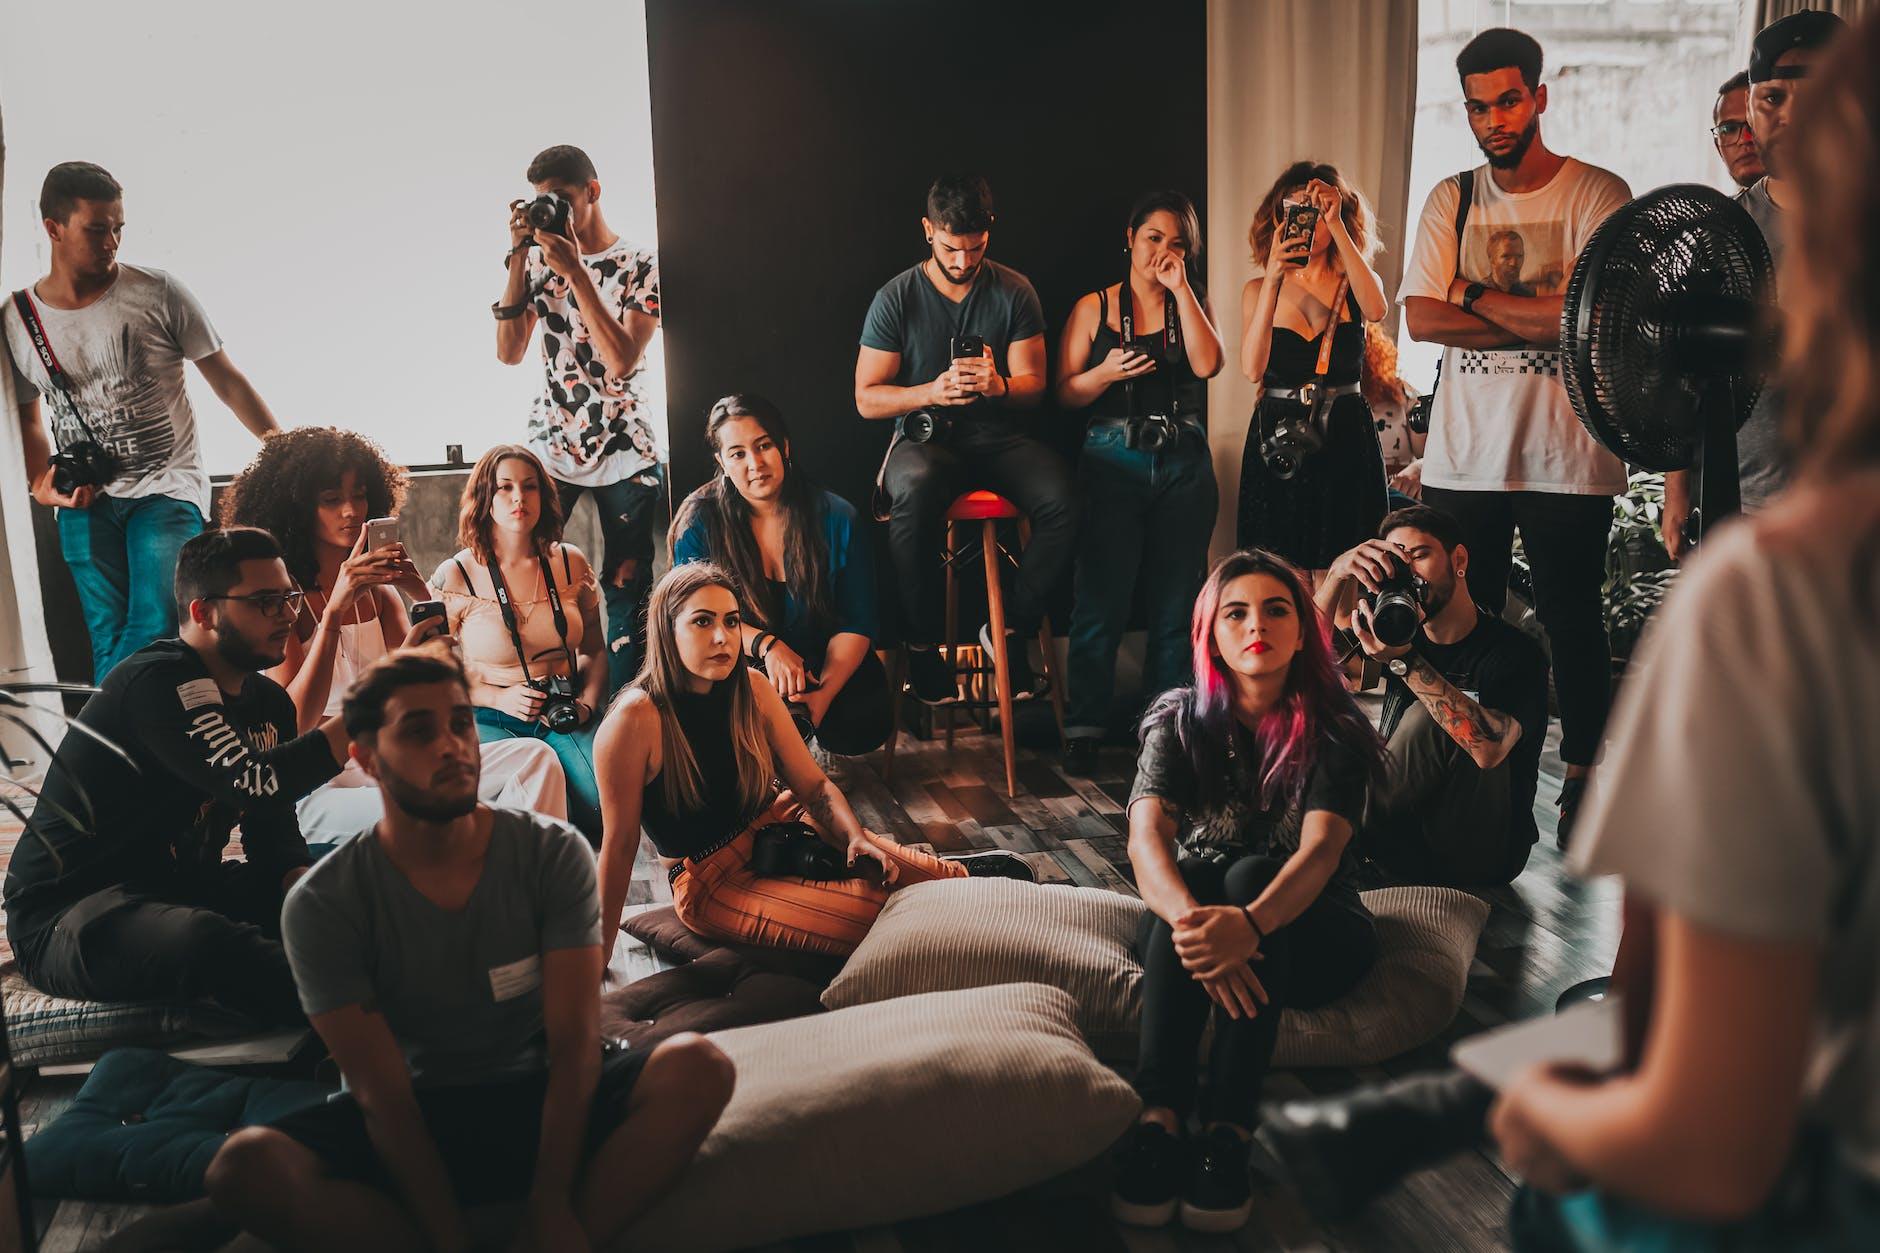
[204,649,734,1253]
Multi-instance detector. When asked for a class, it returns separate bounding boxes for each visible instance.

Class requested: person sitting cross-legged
[205,648,734,1253]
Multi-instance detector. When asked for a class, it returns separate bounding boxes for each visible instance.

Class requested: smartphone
[362,516,400,551]
[951,332,986,360]
[409,600,446,625]
[1280,201,1320,263]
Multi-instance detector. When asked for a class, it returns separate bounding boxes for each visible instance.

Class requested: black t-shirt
[1379,612,1549,850]
[1129,702,1370,908]
[5,639,340,940]
[858,259,1046,417]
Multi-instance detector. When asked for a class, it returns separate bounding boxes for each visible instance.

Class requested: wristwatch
[1460,282,1487,315]
[1386,656,1411,678]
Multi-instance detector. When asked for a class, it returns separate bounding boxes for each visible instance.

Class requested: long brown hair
[1782,13,1880,479]
[1247,161,1376,270]
[456,444,566,567]
[630,562,774,819]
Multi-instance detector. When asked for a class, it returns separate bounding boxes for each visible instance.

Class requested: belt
[1087,416,1206,434]
[1264,381,1361,403]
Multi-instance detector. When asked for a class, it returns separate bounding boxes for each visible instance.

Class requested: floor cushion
[24,1047,330,1201]
[617,983,1140,1252]
[623,906,845,986]
[2,966,259,1068]
[818,879,1489,1067]
[600,948,825,1048]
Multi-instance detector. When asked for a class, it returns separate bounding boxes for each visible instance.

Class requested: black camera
[1259,404,1324,480]
[1409,390,1434,435]
[750,821,852,880]
[900,409,951,444]
[525,192,572,239]
[529,674,583,732]
[1126,414,1178,453]
[49,440,118,496]
[1362,552,1427,650]
[951,332,985,360]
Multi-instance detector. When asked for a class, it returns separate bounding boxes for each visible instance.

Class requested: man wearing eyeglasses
[4,528,354,1025]
[1710,72,1766,191]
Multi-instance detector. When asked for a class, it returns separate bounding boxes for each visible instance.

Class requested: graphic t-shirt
[3,265,221,517]
[1735,179,1788,511]
[4,639,336,941]
[523,240,661,487]
[858,259,1045,419]
[283,808,600,1086]
[1399,160,1632,495]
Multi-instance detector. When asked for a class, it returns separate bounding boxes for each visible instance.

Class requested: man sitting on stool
[3,527,346,1025]
[1316,504,1550,887]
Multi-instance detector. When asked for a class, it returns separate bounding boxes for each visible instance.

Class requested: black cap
[1748,10,1847,84]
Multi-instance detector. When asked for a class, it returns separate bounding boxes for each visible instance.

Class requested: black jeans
[555,466,667,693]
[1361,704,1533,886]
[882,419,1076,641]
[1135,855,1377,1128]
[758,647,892,756]
[1421,487,1611,767]
[11,861,303,1027]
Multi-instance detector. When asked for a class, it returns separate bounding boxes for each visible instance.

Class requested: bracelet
[1243,905,1265,945]
[491,300,528,321]
[759,634,782,658]
[748,632,772,662]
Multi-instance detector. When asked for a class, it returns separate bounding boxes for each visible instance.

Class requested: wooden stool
[884,490,1065,796]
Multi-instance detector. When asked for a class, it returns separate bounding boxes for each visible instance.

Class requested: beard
[379,764,480,823]
[215,626,283,672]
[932,254,981,287]
[1420,568,1459,619]
[1482,115,1540,170]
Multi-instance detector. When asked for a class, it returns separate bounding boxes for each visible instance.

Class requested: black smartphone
[410,600,446,626]
[1280,201,1320,263]
[951,332,985,359]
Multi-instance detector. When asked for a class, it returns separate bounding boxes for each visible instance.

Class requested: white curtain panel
[1204,0,1419,559]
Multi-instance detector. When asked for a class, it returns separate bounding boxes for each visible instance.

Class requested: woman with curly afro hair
[222,427,569,840]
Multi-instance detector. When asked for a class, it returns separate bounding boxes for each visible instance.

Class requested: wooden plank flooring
[13,701,1614,1251]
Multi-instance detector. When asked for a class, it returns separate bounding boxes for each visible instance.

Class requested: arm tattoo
[1403,655,1513,755]
[804,781,840,832]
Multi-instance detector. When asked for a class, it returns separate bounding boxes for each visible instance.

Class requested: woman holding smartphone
[1237,162,1391,581]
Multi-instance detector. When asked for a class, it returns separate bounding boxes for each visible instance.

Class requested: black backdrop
[647,0,1209,537]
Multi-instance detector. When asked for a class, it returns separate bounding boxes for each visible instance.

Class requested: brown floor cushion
[600,949,825,1049]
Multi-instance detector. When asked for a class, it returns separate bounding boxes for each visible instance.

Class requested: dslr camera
[49,439,118,496]
[528,674,583,732]
[1126,413,1178,453]
[524,191,572,239]
[750,821,853,880]
[1361,551,1427,650]
[1259,396,1325,480]
[899,409,950,444]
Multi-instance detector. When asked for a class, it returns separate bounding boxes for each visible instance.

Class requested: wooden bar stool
[885,490,1065,796]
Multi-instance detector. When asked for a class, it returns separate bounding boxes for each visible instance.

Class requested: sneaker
[904,645,958,705]
[1062,735,1100,777]
[944,850,1037,882]
[1556,775,1589,850]
[978,622,1042,701]
[1179,1125,1253,1233]
[1109,1121,1186,1227]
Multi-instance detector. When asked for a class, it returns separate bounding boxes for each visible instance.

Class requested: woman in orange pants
[594,562,1032,965]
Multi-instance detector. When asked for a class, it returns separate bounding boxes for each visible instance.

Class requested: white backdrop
[0,0,663,475]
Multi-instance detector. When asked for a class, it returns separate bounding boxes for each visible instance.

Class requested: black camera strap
[484,546,573,685]
[11,289,108,449]
[1116,261,1181,420]
[1425,169,1478,404]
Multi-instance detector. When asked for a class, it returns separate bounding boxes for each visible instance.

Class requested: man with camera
[1399,28,1631,843]
[3,528,348,1025]
[6,162,282,681]
[855,173,1071,703]
[1316,505,1549,887]
[494,144,662,692]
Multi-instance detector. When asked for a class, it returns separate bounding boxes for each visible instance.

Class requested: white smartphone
[362,516,400,551]
[1451,996,1624,1092]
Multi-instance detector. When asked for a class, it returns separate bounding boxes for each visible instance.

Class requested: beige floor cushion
[820,879,1488,1068]
[616,983,1139,1252]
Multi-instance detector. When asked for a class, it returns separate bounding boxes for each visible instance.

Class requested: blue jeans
[554,467,666,694]
[475,708,602,844]
[1066,424,1217,741]
[58,493,206,681]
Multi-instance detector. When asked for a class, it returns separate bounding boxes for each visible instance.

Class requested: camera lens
[903,411,937,443]
[1370,592,1421,649]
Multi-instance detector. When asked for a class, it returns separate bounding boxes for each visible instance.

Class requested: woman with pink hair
[1110,547,1385,1235]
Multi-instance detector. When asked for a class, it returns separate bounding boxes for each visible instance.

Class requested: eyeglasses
[204,590,307,618]
[1710,120,1753,144]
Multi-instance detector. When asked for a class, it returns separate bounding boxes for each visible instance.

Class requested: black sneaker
[1110,1121,1186,1227]
[978,623,1042,701]
[1556,775,1589,850]
[1062,735,1100,777]
[944,850,1037,882]
[1180,1125,1253,1233]
[904,645,958,705]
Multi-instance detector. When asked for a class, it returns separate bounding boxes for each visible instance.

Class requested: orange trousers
[670,794,966,957]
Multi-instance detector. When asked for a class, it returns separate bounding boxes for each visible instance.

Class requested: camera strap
[11,289,107,449]
[485,546,573,685]
[1426,169,1478,402]
[1115,262,1180,420]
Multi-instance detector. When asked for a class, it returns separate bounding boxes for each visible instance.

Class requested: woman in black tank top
[591,563,1032,966]
[1054,191,1226,777]
[1236,163,1391,578]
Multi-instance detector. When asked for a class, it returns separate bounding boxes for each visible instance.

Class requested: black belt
[1264,381,1361,404]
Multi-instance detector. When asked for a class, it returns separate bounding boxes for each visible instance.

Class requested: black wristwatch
[1460,282,1487,315]
[1386,656,1411,678]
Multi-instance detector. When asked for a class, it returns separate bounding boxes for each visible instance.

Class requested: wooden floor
[16,698,1618,1252]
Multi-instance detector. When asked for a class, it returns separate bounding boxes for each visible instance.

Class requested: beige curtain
[1204,0,1419,559]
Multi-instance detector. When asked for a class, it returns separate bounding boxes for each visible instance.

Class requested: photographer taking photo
[855,173,1071,704]
[1316,505,1548,887]
[1055,191,1225,775]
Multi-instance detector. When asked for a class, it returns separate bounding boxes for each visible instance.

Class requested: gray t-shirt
[1569,471,1880,1180]
[858,259,1045,417]
[1736,180,1788,511]
[282,807,601,1087]
[3,264,222,518]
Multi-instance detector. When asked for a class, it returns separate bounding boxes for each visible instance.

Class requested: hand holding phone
[362,516,401,552]
[1279,201,1320,266]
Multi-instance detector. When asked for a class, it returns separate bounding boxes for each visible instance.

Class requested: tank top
[1262,286,1364,389]
[1085,284,1201,422]
[638,679,763,860]
[321,616,390,718]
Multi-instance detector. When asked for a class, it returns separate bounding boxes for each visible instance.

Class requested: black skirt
[1237,393,1388,571]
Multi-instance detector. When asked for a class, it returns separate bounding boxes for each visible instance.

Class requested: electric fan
[1560,184,1776,546]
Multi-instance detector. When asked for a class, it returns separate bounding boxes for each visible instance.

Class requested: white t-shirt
[1568,471,1880,1181]
[523,239,661,487]
[1399,159,1632,496]
[4,264,222,517]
